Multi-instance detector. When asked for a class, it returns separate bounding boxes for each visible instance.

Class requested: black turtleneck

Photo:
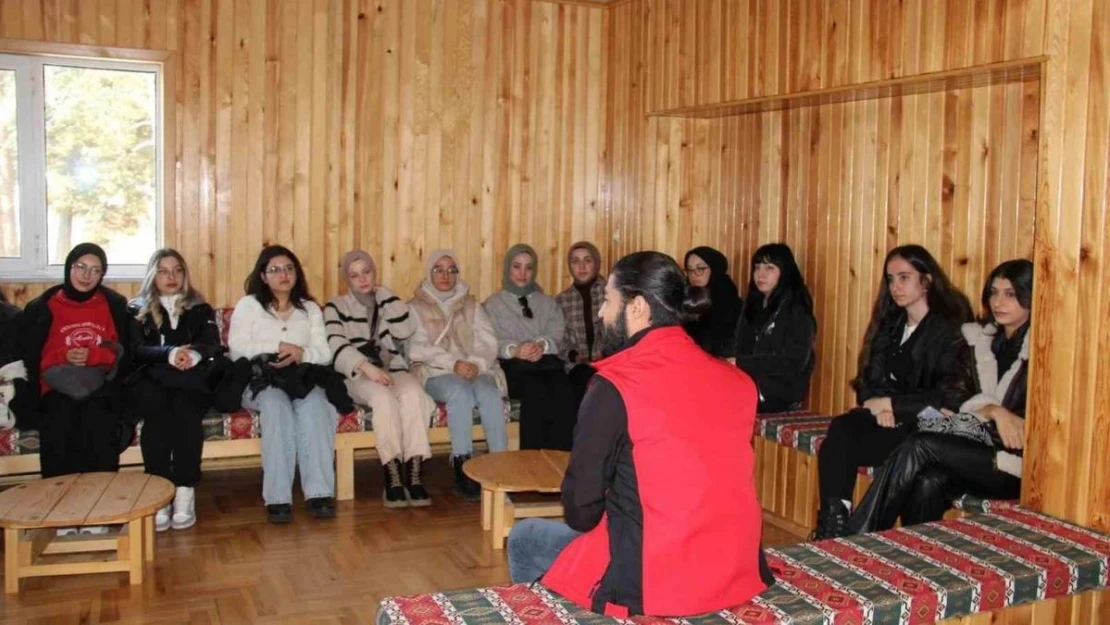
[993,322,1028,378]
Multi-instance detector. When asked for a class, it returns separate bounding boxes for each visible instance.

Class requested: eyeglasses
[71,262,103,277]
[431,267,459,276]
[265,264,296,276]
[685,265,709,277]
[156,268,185,278]
[518,296,534,319]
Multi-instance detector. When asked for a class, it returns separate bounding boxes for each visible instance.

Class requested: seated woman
[129,249,221,532]
[0,289,26,431]
[683,246,742,358]
[555,241,605,409]
[325,249,436,509]
[813,244,974,539]
[409,249,508,500]
[20,244,136,479]
[731,243,817,413]
[483,244,576,451]
[228,245,335,524]
[847,259,1032,534]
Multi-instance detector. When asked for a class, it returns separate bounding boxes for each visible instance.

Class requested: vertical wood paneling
[0,0,610,307]
[601,0,1108,533]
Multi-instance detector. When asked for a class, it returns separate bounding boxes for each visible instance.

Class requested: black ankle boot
[404,457,431,507]
[382,459,408,508]
[452,454,481,502]
[811,498,849,540]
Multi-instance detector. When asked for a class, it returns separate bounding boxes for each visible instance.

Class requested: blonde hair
[132,248,206,327]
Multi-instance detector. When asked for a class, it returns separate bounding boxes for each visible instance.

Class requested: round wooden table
[0,472,174,593]
[463,450,570,549]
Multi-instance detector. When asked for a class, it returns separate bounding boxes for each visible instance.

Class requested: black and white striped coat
[324,287,416,378]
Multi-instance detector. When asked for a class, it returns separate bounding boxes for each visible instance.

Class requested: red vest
[542,326,766,617]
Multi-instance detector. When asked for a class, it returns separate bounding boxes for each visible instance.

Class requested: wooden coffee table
[0,472,174,593]
[463,449,570,549]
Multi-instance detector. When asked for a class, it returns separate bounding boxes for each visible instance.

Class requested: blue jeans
[424,373,507,456]
[242,387,338,505]
[507,519,581,583]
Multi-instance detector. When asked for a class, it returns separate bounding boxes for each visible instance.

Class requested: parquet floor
[0,458,801,624]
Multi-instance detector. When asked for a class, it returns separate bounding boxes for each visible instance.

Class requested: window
[0,52,163,279]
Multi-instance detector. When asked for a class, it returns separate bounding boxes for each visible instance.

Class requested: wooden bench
[753,411,1009,537]
[0,307,520,500]
[375,505,1110,625]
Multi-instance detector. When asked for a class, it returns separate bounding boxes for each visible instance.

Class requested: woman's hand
[359,361,393,386]
[65,348,89,366]
[173,345,196,370]
[453,360,479,380]
[272,342,304,368]
[988,406,1025,450]
[863,396,893,416]
[515,341,543,362]
[875,410,897,428]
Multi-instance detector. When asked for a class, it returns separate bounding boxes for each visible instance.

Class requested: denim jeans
[507,519,581,583]
[424,373,507,456]
[242,386,338,505]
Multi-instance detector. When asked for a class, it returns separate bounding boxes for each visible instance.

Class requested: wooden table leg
[144,516,154,562]
[481,488,492,531]
[127,519,143,585]
[4,528,20,594]
[490,490,507,550]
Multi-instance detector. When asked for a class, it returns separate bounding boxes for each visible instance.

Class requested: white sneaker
[171,486,196,530]
[56,527,78,537]
[79,526,110,536]
[155,503,172,532]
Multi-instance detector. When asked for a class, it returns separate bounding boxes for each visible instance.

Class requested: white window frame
[0,39,175,282]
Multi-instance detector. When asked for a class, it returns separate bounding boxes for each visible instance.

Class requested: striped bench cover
[754,411,1015,516]
[376,506,1110,625]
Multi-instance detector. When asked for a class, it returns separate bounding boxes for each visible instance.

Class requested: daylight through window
[0,53,162,278]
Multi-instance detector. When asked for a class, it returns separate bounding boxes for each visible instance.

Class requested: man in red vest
[507,251,773,617]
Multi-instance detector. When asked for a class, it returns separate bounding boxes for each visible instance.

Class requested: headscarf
[63,242,108,303]
[424,248,464,302]
[567,241,602,286]
[502,244,539,297]
[340,249,377,309]
[684,246,740,308]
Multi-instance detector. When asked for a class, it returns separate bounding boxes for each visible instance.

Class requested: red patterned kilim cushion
[376,506,1110,625]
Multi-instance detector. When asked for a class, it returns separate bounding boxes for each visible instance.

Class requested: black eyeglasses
[518,296,534,319]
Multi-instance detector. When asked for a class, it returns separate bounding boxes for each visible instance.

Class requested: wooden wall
[0,0,609,306]
[604,0,1109,532]
[1023,0,1110,532]
[605,0,1045,412]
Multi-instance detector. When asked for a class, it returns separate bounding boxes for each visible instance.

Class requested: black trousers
[501,357,577,451]
[567,363,597,413]
[39,391,121,478]
[133,377,209,487]
[817,408,912,505]
[848,432,1022,533]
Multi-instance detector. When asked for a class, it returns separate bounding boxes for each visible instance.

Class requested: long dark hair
[611,251,710,326]
[244,245,314,312]
[980,259,1034,325]
[856,245,973,376]
[742,243,813,322]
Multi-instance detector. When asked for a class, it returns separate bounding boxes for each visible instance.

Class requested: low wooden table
[0,472,174,593]
[463,449,569,549]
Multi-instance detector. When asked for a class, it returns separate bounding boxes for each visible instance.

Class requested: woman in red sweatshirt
[18,243,137,481]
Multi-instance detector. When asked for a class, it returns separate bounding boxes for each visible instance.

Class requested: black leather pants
[847,432,1021,534]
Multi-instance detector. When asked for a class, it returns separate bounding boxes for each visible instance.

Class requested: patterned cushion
[0,307,522,456]
[0,399,522,455]
[376,506,1110,625]
[755,410,833,456]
